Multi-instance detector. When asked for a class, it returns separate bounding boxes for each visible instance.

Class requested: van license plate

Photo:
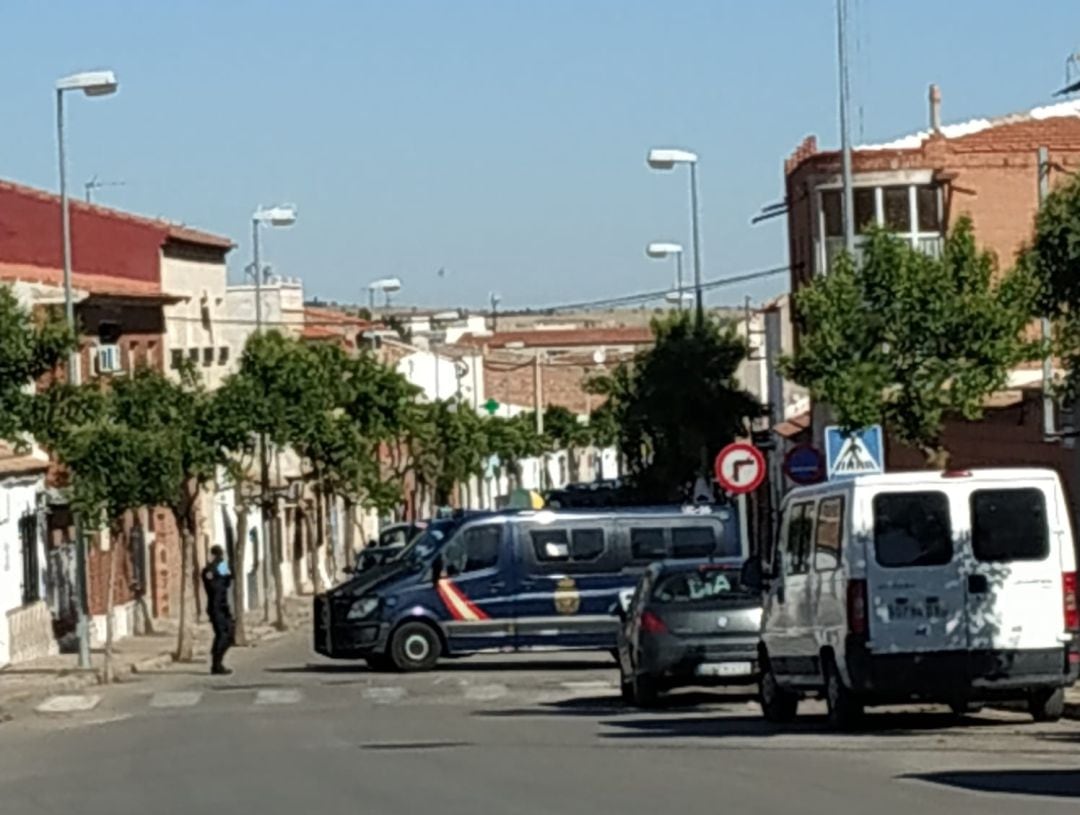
[695,662,752,678]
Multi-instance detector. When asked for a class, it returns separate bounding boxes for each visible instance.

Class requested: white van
[759,468,1079,728]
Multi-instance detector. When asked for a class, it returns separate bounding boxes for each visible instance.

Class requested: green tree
[784,220,1040,466]
[483,413,546,490]
[1027,173,1080,398]
[543,405,589,482]
[591,311,760,502]
[0,284,74,445]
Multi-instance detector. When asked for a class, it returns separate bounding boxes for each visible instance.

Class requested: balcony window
[818,184,944,274]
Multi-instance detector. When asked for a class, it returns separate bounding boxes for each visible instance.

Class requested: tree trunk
[270,502,287,631]
[233,503,249,647]
[173,516,198,662]
[102,524,124,684]
[313,485,328,594]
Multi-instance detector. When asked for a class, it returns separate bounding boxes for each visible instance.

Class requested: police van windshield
[395,520,457,566]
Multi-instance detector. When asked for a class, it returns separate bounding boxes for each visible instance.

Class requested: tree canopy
[783,220,1040,464]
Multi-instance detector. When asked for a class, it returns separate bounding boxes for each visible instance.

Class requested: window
[96,344,122,374]
[822,190,843,238]
[218,346,230,365]
[202,347,214,367]
[631,528,667,561]
[187,348,199,362]
[532,529,570,562]
[652,567,750,604]
[784,502,814,575]
[814,497,844,572]
[873,491,952,568]
[446,525,499,573]
[917,186,941,231]
[882,186,911,232]
[20,513,40,605]
[971,488,1049,563]
[854,188,876,233]
[170,349,184,370]
[671,526,717,559]
[571,529,605,561]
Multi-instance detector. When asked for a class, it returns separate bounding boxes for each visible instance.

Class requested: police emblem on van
[554,577,581,615]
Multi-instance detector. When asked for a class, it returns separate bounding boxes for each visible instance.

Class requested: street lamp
[647,147,704,325]
[646,241,685,312]
[56,69,118,673]
[251,205,297,332]
[368,277,402,310]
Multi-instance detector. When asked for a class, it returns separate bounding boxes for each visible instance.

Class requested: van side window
[814,497,844,572]
[631,528,667,561]
[672,526,716,558]
[786,502,814,575]
[571,529,605,561]
[447,525,501,573]
[971,488,1049,563]
[532,529,570,562]
[873,492,952,568]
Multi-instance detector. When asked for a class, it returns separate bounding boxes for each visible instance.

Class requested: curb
[1,612,311,721]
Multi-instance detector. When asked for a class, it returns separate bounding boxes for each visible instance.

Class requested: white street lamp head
[57,70,118,96]
[646,241,683,258]
[647,147,698,169]
[253,205,298,227]
[369,277,402,294]
[666,290,695,304]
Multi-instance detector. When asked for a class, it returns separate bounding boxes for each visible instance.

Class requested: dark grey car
[617,559,763,707]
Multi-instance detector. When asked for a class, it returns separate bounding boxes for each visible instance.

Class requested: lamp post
[250,205,296,630]
[646,241,685,311]
[56,69,118,672]
[647,148,704,325]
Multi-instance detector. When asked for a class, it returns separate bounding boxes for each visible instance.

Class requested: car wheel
[632,674,660,708]
[620,672,635,704]
[823,655,863,730]
[759,662,798,723]
[389,622,441,672]
[948,700,983,718]
[1028,687,1065,723]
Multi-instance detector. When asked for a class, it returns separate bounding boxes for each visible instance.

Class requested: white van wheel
[759,663,798,723]
[1028,687,1065,723]
[823,656,863,730]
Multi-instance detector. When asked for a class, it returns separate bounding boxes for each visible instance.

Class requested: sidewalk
[0,598,311,718]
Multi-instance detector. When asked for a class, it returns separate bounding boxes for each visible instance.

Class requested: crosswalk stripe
[363,686,407,704]
[150,691,203,709]
[254,688,303,705]
[36,694,102,714]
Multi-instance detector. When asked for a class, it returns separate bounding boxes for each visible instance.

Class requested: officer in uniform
[201,545,234,675]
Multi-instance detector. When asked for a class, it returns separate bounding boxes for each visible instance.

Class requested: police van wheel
[759,663,798,724]
[1028,687,1065,723]
[390,622,440,672]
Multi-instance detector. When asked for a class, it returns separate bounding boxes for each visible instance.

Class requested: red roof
[0,262,178,300]
[301,306,375,346]
[0,179,233,250]
[456,327,654,349]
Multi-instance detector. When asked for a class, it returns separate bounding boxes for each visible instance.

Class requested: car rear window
[671,526,717,558]
[651,568,748,604]
[630,528,667,560]
[971,488,1049,562]
[873,491,953,568]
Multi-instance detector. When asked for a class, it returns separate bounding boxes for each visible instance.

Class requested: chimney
[929,84,942,133]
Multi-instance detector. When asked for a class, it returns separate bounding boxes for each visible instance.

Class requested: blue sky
[2,1,1077,310]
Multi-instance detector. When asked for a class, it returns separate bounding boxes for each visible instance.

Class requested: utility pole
[1039,146,1055,441]
[837,0,856,252]
[490,292,501,333]
[533,352,544,435]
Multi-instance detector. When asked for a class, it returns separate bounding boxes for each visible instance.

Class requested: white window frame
[96,343,122,374]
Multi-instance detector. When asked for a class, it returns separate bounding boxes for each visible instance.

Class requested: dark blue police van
[314,505,742,671]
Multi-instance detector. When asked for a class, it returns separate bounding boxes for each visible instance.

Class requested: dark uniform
[201,552,234,674]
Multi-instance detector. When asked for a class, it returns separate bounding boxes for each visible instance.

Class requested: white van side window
[814,497,844,572]
[785,502,814,576]
[873,492,952,568]
[970,488,1049,563]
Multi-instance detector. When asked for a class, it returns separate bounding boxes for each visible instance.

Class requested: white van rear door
[865,488,969,654]
[964,482,1064,651]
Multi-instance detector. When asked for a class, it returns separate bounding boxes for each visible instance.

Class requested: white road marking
[363,686,407,704]
[150,691,203,709]
[254,688,303,705]
[36,694,102,714]
[463,684,508,701]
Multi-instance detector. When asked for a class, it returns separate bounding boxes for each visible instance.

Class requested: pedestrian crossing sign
[825,425,884,479]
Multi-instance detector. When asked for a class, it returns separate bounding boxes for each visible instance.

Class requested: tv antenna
[84,175,126,203]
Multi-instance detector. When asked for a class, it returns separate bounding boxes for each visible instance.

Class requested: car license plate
[695,661,752,678]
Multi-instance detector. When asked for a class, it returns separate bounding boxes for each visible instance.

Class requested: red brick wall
[87,532,137,616]
[483,360,607,416]
[150,508,182,619]
[0,182,163,282]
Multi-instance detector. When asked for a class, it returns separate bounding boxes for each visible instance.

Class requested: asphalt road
[2,628,1079,814]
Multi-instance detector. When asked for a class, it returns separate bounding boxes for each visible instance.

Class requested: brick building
[781,87,1080,503]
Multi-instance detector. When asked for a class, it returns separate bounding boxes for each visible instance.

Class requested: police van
[314,506,743,671]
[758,468,1080,728]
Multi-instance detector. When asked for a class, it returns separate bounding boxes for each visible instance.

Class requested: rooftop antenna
[1055,51,1080,96]
[84,174,126,203]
